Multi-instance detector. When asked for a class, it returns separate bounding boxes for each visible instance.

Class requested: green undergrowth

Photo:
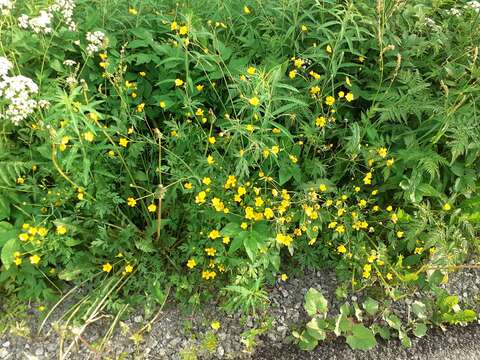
[0,0,479,353]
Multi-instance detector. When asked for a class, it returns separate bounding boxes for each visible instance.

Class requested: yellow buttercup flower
[187,258,196,269]
[247,66,256,75]
[249,97,260,106]
[195,191,207,204]
[148,203,157,212]
[243,6,251,14]
[102,263,112,273]
[377,147,388,158]
[211,321,221,330]
[56,225,67,235]
[325,96,335,106]
[179,25,188,35]
[175,79,184,87]
[125,264,134,273]
[83,132,94,142]
[29,254,41,265]
[127,197,137,207]
[315,116,326,127]
[209,229,221,239]
[119,138,129,147]
[205,247,216,256]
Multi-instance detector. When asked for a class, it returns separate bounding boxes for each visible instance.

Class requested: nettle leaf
[304,288,328,317]
[345,324,377,351]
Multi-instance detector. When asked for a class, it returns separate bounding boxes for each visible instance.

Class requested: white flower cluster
[0,0,13,15]
[467,1,480,12]
[19,10,53,33]
[48,0,76,31]
[86,31,106,55]
[0,57,39,125]
[0,57,12,77]
[17,0,77,34]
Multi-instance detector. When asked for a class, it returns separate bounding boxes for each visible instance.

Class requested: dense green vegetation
[1,0,479,351]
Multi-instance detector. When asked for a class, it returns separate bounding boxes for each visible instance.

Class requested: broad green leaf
[363,297,379,316]
[411,301,427,319]
[243,233,258,262]
[298,331,318,351]
[346,324,377,351]
[399,330,411,348]
[306,317,327,341]
[0,221,14,248]
[413,323,427,338]
[1,238,19,271]
[385,314,402,330]
[304,288,328,317]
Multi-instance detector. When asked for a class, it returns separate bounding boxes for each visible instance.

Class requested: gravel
[0,267,479,360]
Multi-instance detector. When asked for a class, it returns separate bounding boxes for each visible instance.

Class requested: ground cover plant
[1,0,480,352]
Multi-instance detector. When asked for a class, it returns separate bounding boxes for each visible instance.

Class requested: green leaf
[0,221,14,248]
[413,323,427,338]
[58,268,83,281]
[399,330,411,348]
[1,238,19,270]
[0,197,10,220]
[346,324,377,351]
[304,288,328,317]
[243,233,258,262]
[298,330,318,351]
[411,301,427,319]
[363,297,379,316]
[228,231,247,255]
[306,317,327,341]
[385,314,402,330]
[372,324,391,340]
